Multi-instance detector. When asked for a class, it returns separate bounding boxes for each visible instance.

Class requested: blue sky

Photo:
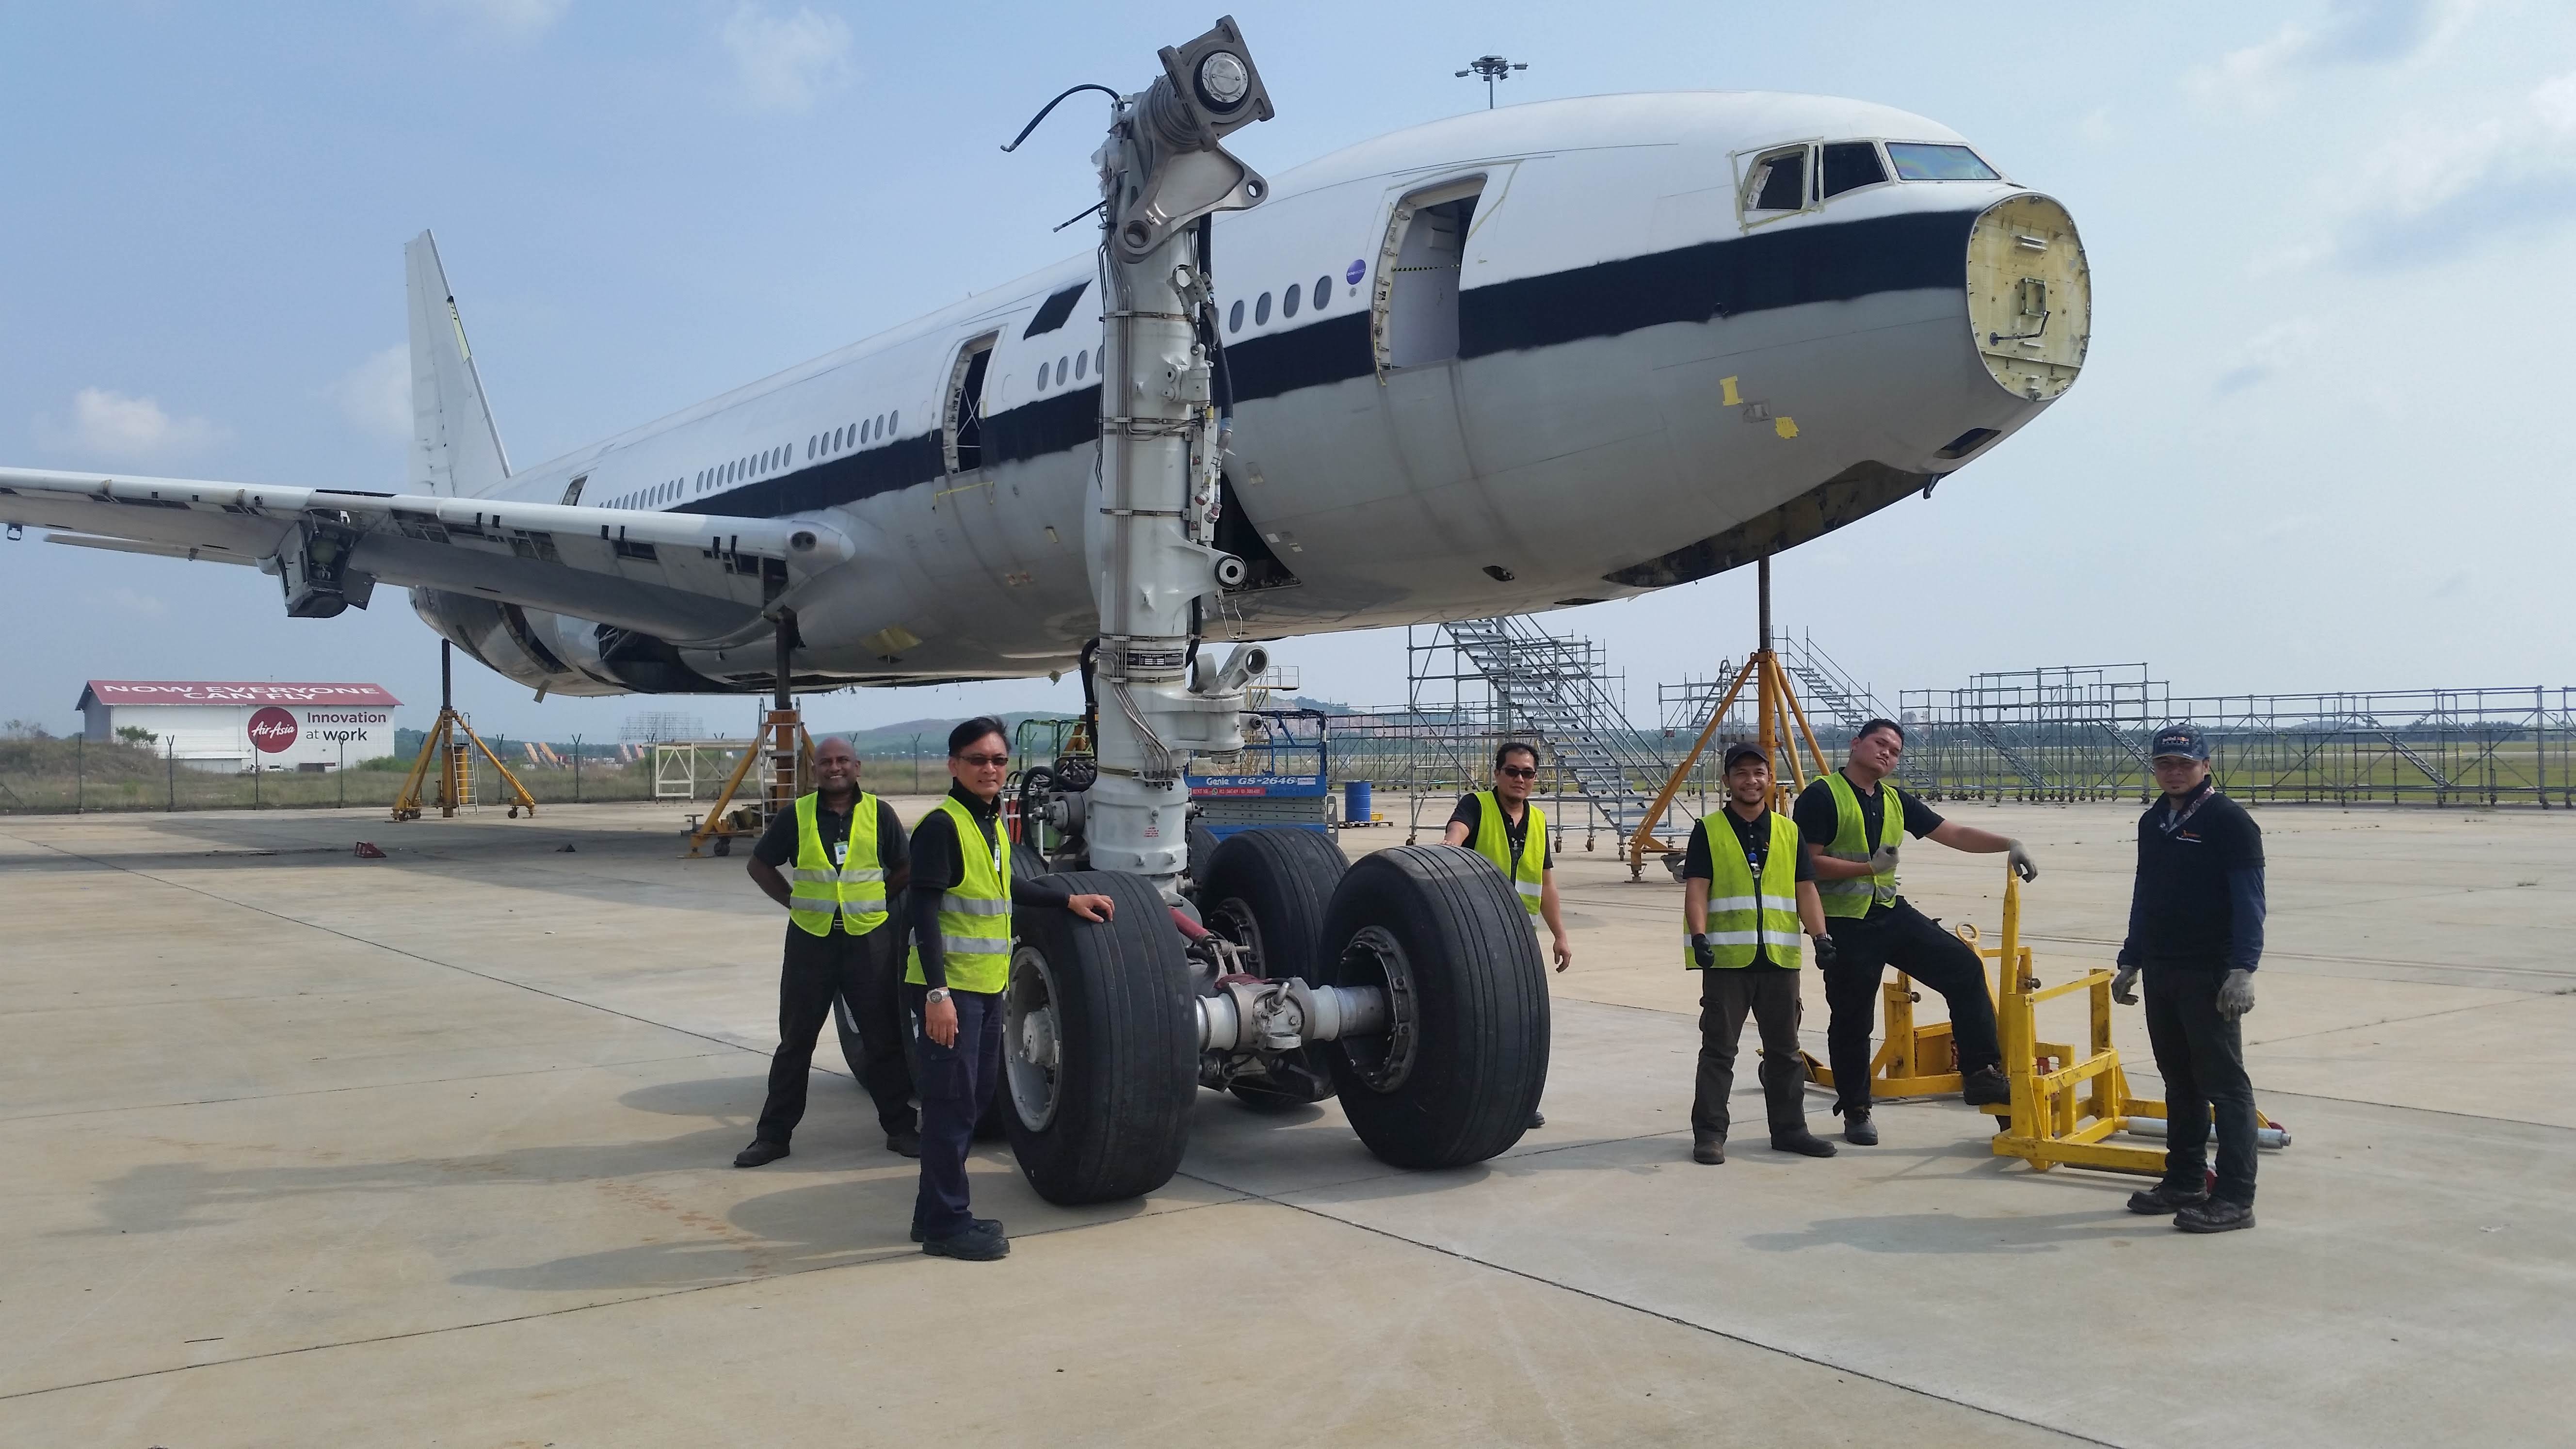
[3,0,2570,740]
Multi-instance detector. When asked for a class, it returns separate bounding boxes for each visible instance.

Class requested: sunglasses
[955,753,1011,768]
[1497,765,1538,779]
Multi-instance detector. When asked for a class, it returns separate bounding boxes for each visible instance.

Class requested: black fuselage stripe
[674,208,1980,522]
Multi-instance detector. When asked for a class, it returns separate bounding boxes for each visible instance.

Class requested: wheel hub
[1004,944,1064,1130]
[1334,924,1417,1093]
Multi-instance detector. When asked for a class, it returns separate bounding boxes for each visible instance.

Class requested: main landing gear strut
[980,18,1549,1205]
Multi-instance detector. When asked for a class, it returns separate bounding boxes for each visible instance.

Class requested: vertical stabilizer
[405,231,513,497]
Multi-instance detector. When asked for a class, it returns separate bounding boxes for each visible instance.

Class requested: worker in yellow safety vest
[902,717,1115,1262]
[1795,718,2038,1146]
[1682,743,1838,1164]
[1444,740,1573,1130]
[738,734,916,1166]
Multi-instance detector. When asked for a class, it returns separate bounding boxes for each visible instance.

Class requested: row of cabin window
[1032,348,1103,393]
[1227,273,1339,334]
[611,436,814,511]
[807,411,900,461]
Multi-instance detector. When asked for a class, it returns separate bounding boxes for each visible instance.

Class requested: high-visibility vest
[905,795,1013,994]
[1816,770,1905,920]
[787,791,887,937]
[1468,789,1547,916]
[1687,810,1804,969]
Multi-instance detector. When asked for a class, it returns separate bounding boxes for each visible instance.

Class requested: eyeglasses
[1497,765,1538,779]
[955,753,1011,768]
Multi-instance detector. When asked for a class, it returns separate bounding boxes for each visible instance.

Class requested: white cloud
[86,587,167,618]
[429,0,572,37]
[2327,68,2576,265]
[35,388,227,463]
[2213,319,2318,395]
[2187,0,2471,113]
[722,4,852,113]
[326,347,412,442]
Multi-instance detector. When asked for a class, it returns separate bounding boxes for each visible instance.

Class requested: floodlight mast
[1085,16,1274,895]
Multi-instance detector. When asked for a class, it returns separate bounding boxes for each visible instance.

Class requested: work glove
[1690,933,1715,968]
[2111,965,2139,1005]
[2216,968,2255,1020]
[1865,844,1901,875]
[2005,839,2038,882]
[1811,933,1839,967]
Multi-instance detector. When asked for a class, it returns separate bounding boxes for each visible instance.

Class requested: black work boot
[886,1129,923,1159]
[922,1224,1011,1260]
[1962,1066,2012,1107]
[732,1139,789,1168]
[1691,1134,1725,1165]
[1770,1129,1837,1158]
[912,1216,1001,1244]
[1842,1112,1880,1146]
[2126,1181,2211,1215]
[2174,1199,2255,1234]
[1528,1109,1546,1130]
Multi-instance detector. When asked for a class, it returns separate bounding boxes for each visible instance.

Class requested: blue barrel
[1343,779,1373,823]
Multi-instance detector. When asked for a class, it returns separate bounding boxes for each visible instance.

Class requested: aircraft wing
[0,467,853,648]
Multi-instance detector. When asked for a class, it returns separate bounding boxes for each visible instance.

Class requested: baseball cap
[2149,724,2210,761]
[1722,743,1768,773]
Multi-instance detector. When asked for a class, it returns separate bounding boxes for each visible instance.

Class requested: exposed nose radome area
[1966,194,2090,402]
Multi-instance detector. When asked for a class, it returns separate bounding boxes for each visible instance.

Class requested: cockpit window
[1820,142,1888,198]
[1885,143,2000,181]
[1746,147,1808,211]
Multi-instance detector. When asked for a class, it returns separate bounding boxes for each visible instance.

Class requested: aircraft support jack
[1627,556,1833,880]
[392,640,538,821]
[687,610,809,858]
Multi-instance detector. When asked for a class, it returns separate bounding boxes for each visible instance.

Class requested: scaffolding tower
[1899,664,2168,802]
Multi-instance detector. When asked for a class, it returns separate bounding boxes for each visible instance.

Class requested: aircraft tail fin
[404,231,513,498]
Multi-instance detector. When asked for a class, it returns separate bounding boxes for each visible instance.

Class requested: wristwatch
[924,987,951,1005]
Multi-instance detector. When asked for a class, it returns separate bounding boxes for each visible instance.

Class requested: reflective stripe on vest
[1687,811,1805,969]
[1816,770,1904,919]
[1468,790,1547,916]
[787,791,887,937]
[905,795,1012,994]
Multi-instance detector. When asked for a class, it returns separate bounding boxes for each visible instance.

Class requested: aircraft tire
[1317,845,1550,1170]
[1200,827,1348,1112]
[1187,820,1219,886]
[1002,870,1198,1205]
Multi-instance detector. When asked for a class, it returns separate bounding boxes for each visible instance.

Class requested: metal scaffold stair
[1780,630,1886,738]
[1439,615,1673,840]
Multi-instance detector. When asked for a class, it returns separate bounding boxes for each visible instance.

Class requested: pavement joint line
[0,831,782,1066]
[1227,1186,2125,1448]
[0,1051,743,1126]
[0,1193,1254,1405]
[2244,993,2564,1049]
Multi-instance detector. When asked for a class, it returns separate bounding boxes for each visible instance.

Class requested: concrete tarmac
[1,798,2569,1447]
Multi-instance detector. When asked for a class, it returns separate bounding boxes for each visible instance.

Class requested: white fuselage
[442,91,2084,696]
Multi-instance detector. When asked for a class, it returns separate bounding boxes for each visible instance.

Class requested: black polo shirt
[1684,806,1816,970]
[2119,780,2266,971]
[751,792,908,935]
[1792,771,1945,921]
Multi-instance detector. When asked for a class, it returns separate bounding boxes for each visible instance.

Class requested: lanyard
[2156,785,2214,836]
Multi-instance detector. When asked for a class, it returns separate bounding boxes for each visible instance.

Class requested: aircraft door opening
[1373,177,1483,372]
[944,333,998,474]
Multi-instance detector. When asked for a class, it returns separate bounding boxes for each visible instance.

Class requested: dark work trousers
[1820,899,2003,1116]
[907,983,1004,1240]
[2143,963,2257,1206]
[754,922,915,1144]
[1690,968,1807,1141]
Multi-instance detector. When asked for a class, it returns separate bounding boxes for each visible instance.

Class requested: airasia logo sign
[247,707,300,754]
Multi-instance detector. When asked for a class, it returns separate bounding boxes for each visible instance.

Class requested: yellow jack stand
[686,612,812,858]
[1979,869,2286,1175]
[1629,556,1834,879]
[1797,968,1971,1100]
[392,641,537,821]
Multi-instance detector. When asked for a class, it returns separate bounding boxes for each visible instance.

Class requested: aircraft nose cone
[1966,195,2090,402]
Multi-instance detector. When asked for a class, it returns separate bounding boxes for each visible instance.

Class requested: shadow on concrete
[451,1175,929,1291]
[1740,1208,2141,1255]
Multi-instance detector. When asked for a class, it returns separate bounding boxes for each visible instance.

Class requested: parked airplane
[1,90,2086,700]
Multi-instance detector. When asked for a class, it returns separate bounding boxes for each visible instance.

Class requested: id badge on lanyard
[2157,788,2214,837]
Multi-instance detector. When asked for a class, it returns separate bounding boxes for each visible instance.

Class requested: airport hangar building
[75,680,402,773]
